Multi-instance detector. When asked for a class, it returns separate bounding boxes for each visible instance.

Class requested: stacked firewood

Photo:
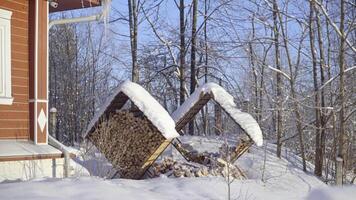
[150,156,246,179]
[88,110,165,179]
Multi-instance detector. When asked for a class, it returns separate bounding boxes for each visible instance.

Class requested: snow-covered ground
[0,136,355,200]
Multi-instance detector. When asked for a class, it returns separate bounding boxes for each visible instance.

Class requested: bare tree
[179,0,186,105]
[189,0,198,135]
[272,0,284,158]
[337,0,346,182]
[128,0,139,82]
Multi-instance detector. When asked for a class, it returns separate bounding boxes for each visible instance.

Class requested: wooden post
[50,107,58,178]
[242,99,250,113]
[52,158,57,178]
[336,156,343,185]
[214,79,223,135]
[63,151,70,178]
[49,107,57,139]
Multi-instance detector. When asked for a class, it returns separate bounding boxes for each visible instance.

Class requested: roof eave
[49,0,102,13]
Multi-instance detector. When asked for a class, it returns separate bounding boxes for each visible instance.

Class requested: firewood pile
[149,142,247,179]
[88,111,166,179]
[150,156,246,179]
[173,138,252,165]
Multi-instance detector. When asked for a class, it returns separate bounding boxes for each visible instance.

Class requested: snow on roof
[85,80,179,140]
[172,83,263,146]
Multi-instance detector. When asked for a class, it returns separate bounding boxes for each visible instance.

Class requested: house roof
[172,83,263,146]
[49,0,102,13]
[84,81,180,140]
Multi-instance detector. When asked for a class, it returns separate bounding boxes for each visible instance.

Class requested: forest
[48,0,355,184]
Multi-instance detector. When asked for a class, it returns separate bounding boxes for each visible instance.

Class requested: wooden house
[0,0,102,181]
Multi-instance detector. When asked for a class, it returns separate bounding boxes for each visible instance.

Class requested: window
[0,8,12,105]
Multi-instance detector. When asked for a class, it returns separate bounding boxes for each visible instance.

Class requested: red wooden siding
[0,0,30,140]
[29,0,48,144]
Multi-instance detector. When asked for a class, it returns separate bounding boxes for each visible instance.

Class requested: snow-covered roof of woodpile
[172,83,263,146]
[85,80,180,140]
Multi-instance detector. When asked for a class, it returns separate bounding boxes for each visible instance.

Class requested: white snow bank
[172,136,325,189]
[0,174,326,200]
[172,83,263,146]
[85,80,179,139]
[307,186,356,200]
[0,137,328,200]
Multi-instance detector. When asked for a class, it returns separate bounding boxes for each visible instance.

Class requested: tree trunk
[338,0,346,183]
[179,0,186,105]
[309,0,322,177]
[275,4,307,171]
[315,3,327,176]
[128,0,139,83]
[249,15,259,123]
[189,0,198,135]
[203,0,209,135]
[272,0,283,158]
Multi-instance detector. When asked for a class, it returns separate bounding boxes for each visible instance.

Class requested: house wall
[0,0,49,144]
[29,0,48,144]
[0,0,30,140]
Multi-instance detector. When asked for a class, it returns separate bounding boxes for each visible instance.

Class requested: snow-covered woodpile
[84,81,262,180]
[88,111,166,179]
[85,81,180,179]
[171,83,263,147]
[150,153,246,179]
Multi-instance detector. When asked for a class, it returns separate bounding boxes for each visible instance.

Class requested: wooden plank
[0,129,28,140]
[12,43,28,53]
[12,35,28,44]
[0,154,60,162]
[0,112,29,120]
[175,93,211,132]
[12,78,29,87]
[37,0,47,99]
[12,60,29,69]
[12,26,28,36]
[0,103,29,111]
[12,69,29,77]
[0,1,28,12]
[12,53,29,61]
[0,153,75,162]
[12,18,29,29]
[12,95,29,103]
[141,139,172,174]
[0,120,29,128]
[230,140,254,163]
[11,0,29,6]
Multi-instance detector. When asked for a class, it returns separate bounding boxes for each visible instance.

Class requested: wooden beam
[49,0,101,13]
[0,153,75,162]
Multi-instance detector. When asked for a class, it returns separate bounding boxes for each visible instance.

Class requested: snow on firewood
[172,83,263,146]
[85,80,179,140]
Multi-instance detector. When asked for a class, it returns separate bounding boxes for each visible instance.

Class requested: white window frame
[0,8,13,105]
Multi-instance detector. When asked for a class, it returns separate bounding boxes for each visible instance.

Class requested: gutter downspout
[48,12,103,178]
[48,14,102,29]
